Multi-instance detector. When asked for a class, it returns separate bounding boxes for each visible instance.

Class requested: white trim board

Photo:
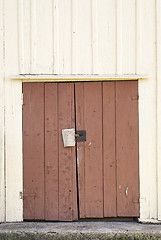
[157,0,161,221]
[12,74,147,82]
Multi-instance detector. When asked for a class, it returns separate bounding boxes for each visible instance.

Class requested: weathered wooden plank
[23,83,45,220]
[44,83,59,220]
[76,82,103,218]
[103,82,116,217]
[75,82,85,218]
[58,83,77,221]
[116,81,139,217]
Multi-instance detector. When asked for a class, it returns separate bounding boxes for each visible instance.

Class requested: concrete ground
[0,221,161,239]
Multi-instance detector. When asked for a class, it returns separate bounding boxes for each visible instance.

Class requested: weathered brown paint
[75,83,85,218]
[103,82,116,217]
[23,81,139,221]
[45,83,58,220]
[116,81,139,217]
[76,82,103,218]
[23,83,45,220]
[58,83,78,221]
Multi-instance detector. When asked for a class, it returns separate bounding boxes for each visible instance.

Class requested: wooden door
[23,81,139,221]
[23,83,77,221]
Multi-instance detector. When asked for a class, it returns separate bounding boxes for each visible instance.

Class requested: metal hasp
[76,130,86,142]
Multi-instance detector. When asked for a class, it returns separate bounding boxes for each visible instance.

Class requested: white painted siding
[0,0,160,222]
[0,0,5,223]
[156,0,161,221]
[4,0,23,222]
[138,0,157,220]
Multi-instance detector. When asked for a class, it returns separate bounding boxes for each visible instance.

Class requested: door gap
[74,83,80,219]
[102,82,104,217]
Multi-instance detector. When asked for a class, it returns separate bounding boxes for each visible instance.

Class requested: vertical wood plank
[5,0,23,222]
[52,0,59,73]
[75,83,85,218]
[23,83,44,220]
[71,0,78,74]
[0,0,5,222]
[22,0,31,73]
[58,0,72,74]
[138,0,157,219]
[157,0,161,221]
[76,82,103,218]
[122,0,136,73]
[116,0,123,74]
[116,81,139,217]
[30,0,36,73]
[103,82,116,217]
[18,0,25,73]
[31,0,53,73]
[97,0,116,74]
[58,83,77,221]
[77,0,92,73]
[91,0,98,73]
[45,83,58,220]
[136,0,142,74]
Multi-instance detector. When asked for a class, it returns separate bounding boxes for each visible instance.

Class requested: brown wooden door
[23,81,139,221]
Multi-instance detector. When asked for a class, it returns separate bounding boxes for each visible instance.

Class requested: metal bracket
[76,130,86,142]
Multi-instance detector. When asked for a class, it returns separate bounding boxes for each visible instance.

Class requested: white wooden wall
[0,0,5,223]
[0,0,160,222]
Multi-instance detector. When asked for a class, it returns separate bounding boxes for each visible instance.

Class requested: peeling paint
[125,187,128,197]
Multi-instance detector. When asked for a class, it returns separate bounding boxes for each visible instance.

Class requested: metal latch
[62,129,86,147]
[75,130,86,142]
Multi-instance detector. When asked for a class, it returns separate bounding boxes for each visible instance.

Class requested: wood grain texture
[76,82,103,218]
[116,81,139,217]
[23,83,45,220]
[58,83,78,221]
[75,83,85,218]
[45,83,58,220]
[103,82,116,217]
